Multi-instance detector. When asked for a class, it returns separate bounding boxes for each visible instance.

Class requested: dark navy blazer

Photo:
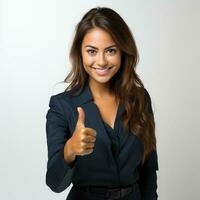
[45,82,159,199]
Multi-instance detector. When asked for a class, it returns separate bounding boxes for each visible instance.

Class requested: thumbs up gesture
[65,107,97,157]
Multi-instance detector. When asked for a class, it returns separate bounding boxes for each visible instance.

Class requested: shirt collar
[68,82,94,105]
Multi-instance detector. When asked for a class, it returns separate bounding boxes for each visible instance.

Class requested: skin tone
[63,27,122,164]
[81,27,122,99]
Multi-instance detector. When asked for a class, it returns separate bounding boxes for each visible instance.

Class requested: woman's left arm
[138,149,159,200]
[138,88,159,200]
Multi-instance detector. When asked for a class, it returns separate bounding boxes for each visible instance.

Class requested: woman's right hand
[64,107,97,160]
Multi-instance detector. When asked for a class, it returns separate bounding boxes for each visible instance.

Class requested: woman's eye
[107,49,117,54]
[86,48,117,56]
[87,49,96,55]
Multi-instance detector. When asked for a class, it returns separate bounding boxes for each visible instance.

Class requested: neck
[88,79,113,98]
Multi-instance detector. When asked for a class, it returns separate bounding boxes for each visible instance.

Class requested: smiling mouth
[92,66,113,70]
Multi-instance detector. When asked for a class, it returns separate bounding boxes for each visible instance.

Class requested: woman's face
[81,27,122,85]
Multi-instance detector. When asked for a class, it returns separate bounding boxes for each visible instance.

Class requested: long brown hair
[63,7,156,165]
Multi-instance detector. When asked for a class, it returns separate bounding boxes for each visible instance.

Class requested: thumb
[76,107,85,128]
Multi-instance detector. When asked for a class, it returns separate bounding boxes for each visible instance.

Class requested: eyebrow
[84,44,117,50]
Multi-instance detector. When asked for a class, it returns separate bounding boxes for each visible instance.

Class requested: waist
[73,183,139,199]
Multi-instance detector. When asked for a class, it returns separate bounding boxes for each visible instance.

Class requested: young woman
[45,7,159,200]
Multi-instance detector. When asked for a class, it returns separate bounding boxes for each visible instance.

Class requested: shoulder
[50,86,79,102]
[47,87,79,120]
[144,87,151,98]
[143,87,154,114]
[143,87,152,104]
[137,87,152,102]
[48,86,80,112]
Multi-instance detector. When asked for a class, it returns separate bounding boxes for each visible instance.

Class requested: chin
[93,76,113,84]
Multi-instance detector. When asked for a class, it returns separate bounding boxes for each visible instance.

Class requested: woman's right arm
[45,95,77,193]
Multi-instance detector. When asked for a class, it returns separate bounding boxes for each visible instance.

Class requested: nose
[97,52,108,67]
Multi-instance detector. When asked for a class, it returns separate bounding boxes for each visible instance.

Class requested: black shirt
[45,83,159,200]
[102,112,158,200]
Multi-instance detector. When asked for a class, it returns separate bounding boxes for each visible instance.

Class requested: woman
[45,7,159,200]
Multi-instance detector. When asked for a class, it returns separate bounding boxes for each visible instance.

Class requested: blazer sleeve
[45,95,77,193]
[138,88,159,200]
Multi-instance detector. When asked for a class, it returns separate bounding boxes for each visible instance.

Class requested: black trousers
[66,185,141,200]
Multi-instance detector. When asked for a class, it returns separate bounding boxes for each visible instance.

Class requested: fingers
[84,127,97,137]
[76,107,85,128]
[82,135,96,143]
[83,142,95,149]
[76,107,97,138]
[84,149,94,155]
[72,107,97,156]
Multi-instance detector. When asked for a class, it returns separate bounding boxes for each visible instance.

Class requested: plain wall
[0,0,200,199]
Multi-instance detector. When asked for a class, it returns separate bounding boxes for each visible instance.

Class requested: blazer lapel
[69,82,131,154]
[69,83,112,149]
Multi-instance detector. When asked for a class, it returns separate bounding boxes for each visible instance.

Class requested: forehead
[82,27,116,47]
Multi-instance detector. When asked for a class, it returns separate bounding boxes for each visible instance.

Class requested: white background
[1,0,200,199]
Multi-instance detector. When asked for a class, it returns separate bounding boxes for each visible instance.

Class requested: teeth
[94,67,112,70]
[96,68,108,70]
